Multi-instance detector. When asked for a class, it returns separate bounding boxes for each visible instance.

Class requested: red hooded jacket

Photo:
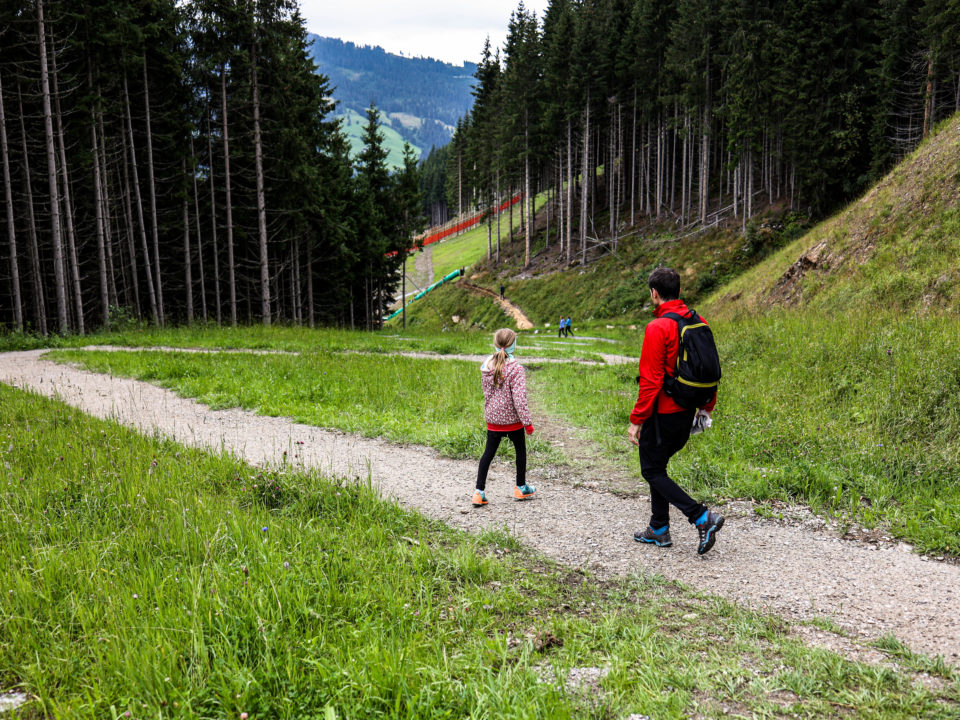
[629,298,717,425]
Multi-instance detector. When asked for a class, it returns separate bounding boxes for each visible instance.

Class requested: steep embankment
[706,114,960,319]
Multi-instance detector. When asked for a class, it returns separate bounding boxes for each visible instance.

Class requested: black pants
[477,428,526,491]
[559,326,565,337]
[638,410,706,529]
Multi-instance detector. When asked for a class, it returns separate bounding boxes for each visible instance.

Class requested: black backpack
[661,310,721,409]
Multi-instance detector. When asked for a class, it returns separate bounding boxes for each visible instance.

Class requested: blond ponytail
[491,328,517,387]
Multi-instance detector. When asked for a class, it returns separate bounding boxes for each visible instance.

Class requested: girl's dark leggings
[476,428,526,491]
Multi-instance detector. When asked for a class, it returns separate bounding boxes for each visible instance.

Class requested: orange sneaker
[471,490,488,506]
[513,484,537,501]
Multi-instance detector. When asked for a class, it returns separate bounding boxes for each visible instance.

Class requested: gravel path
[2,349,958,664]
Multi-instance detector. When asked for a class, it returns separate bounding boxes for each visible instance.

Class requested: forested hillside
[0,0,424,335]
[444,0,960,272]
[309,35,477,158]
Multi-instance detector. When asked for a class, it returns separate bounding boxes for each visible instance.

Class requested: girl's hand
[525,425,534,435]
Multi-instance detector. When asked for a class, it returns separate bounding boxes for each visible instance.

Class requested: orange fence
[389,192,523,257]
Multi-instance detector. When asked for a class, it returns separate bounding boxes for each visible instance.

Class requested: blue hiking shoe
[634,525,672,547]
[513,484,537,501]
[695,510,725,555]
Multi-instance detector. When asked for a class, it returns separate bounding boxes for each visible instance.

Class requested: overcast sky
[299,0,552,66]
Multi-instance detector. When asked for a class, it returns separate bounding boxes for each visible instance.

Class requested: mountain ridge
[308,35,477,166]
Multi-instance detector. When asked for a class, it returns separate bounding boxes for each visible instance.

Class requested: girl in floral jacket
[473,328,537,506]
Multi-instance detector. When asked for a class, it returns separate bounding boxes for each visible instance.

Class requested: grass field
[2,384,957,718]
[48,307,960,554]
[338,107,418,171]
[531,312,960,555]
[430,192,551,280]
[49,349,560,462]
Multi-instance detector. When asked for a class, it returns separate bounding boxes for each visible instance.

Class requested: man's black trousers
[637,409,707,529]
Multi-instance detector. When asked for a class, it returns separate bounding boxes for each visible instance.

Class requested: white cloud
[300,0,551,65]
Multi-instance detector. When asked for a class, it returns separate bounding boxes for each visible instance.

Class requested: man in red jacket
[628,267,725,555]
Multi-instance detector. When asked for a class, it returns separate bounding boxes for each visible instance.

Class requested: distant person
[565,316,574,337]
[473,328,537,506]
[558,316,566,338]
[628,267,724,555]
[500,284,506,300]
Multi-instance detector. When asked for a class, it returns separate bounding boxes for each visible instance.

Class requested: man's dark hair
[648,267,681,300]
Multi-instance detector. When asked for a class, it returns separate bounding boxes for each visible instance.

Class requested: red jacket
[629,299,717,425]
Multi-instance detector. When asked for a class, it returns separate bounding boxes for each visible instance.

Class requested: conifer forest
[0,0,423,335]
[1,0,959,334]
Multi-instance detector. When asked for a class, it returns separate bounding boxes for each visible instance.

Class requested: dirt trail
[459,281,535,330]
[2,349,959,665]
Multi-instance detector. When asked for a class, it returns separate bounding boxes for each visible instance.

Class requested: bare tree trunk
[306,239,314,328]
[0,70,23,331]
[123,71,159,325]
[923,52,934,138]
[190,136,207,323]
[250,34,271,325]
[221,65,237,326]
[495,169,501,261]
[524,109,531,267]
[630,90,637,227]
[609,102,616,239]
[20,85,47,334]
[142,56,164,326]
[37,0,68,333]
[580,98,590,263]
[118,107,141,318]
[182,159,194,325]
[88,69,109,326]
[97,97,118,308]
[50,37,83,333]
[566,118,572,264]
[206,95,221,325]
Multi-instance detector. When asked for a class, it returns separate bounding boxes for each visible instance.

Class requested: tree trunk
[51,37,83,333]
[88,69,109,327]
[123,71,159,325]
[142,56,164,326]
[566,118,572,264]
[182,159,194,325]
[250,34,271,325]
[118,101,141,319]
[524,108,531,267]
[306,239,314,328]
[221,65,237,326]
[97,96,118,308]
[190,136,207,323]
[206,95,221,325]
[580,98,590,263]
[37,0,68,333]
[19,85,47,334]
[0,70,23,331]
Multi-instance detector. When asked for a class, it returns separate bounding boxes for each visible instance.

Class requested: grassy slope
[8,386,957,718]
[704,115,960,319]
[339,107,417,170]
[403,210,804,332]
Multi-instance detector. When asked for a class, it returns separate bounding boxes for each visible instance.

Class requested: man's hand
[628,422,641,446]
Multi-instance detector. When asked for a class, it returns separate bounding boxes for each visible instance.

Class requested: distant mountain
[308,35,477,167]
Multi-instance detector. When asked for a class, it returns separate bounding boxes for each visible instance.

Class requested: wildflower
[261,526,268,532]
[283,562,290,569]
[241,713,249,720]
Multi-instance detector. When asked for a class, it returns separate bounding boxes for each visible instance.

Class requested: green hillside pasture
[532,312,960,554]
[3,387,958,718]
[48,349,556,462]
[430,192,551,280]
[706,115,960,319]
[405,219,786,331]
[338,107,417,170]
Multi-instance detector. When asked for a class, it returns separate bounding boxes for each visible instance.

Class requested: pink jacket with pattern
[481,357,532,431]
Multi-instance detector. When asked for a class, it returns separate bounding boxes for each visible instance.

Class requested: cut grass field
[2,384,957,718]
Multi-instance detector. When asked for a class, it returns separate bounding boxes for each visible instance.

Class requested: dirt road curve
[1,349,958,664]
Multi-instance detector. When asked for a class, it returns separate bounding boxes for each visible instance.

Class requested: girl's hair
[491,328,517,387]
